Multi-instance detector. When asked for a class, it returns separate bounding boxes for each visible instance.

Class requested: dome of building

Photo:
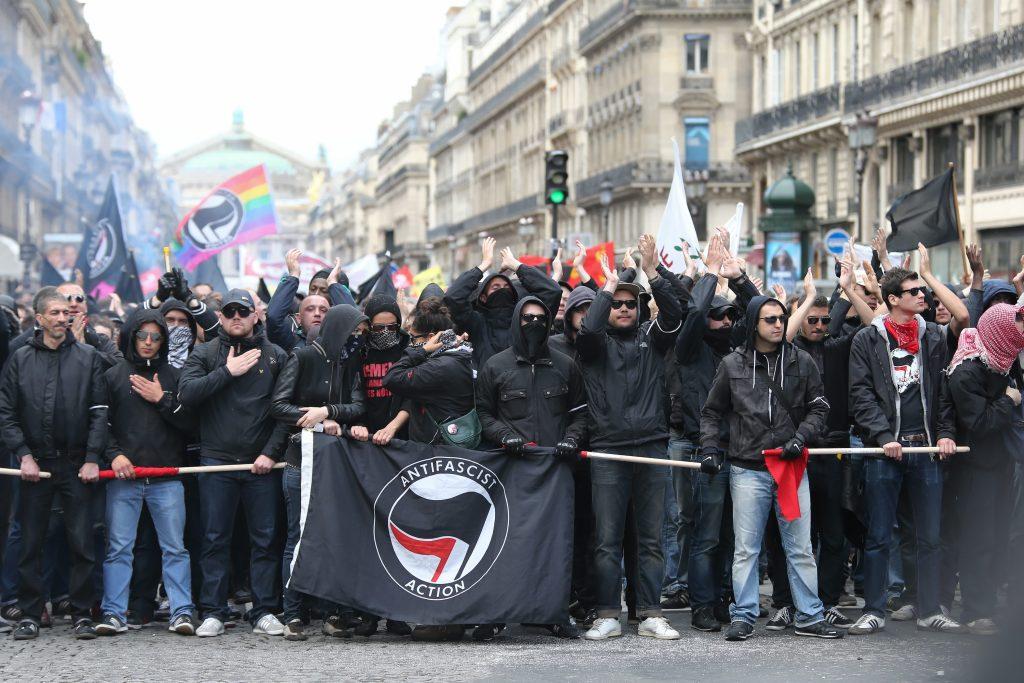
[764,165,815,213]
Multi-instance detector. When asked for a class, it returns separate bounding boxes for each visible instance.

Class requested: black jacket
[444,265,562,368]
[576,274,683,449]
[0,331,108,463]
[382,342,475,445]
[9,322,121,370]
[672,273,758,443]
[700,296,830,466]
[945,357,1018,470]
[178,325,289,463]
[104,309,194,468]
[272,305,366,465]
[476,296,587,448]
[849,315,956,447]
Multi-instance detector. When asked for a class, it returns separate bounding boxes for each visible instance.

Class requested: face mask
[486,287,515,309]
[703,327,732,354]
[368,328,400,351]
[521,321,547,359]
[344,334,366,358]
[167,325,193,369]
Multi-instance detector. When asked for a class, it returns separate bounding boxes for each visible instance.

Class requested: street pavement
[0,605,993,682]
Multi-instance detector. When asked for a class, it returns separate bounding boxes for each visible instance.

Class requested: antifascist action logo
[184,189,244,250]
[373,457,509,600]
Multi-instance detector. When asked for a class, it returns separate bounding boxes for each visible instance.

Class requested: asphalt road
[0,606,997,682]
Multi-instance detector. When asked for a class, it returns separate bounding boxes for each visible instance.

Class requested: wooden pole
[176,462,286,475]
[0,467,51,479]
[948,162,970,281]
[581,450,702,470]
[763,446,969,456]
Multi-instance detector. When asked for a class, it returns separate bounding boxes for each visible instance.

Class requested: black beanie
[363,294,402,325]
[311,269,331,282]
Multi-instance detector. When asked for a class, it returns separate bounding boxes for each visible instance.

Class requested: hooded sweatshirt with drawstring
[700,296,830,469]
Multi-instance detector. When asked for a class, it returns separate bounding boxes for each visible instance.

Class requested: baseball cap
[222,289,255,311]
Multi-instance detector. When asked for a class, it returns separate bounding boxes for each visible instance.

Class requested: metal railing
[974,163,1024,191]
[469,9,545,84]
[680,74,714,90]
[734,84,841,146]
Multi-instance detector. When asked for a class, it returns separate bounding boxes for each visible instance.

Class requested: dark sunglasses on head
[410,332,431,341]
[222,306,252,319]
[900,286,927,297]
[760,315,786,325]
[65,294,85,303]
[135,330,163,343]
[807,316,831,326]
[521,313,548,323]
[610,299,638,310]
[708,308,737,322]
[371,323,401,332]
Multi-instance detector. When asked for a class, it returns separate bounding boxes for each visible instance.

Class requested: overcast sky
[83,0,456,169]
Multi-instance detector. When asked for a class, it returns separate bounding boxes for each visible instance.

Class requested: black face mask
[703,326,733,354]
[485,287,515,309]
[521,321,547,359]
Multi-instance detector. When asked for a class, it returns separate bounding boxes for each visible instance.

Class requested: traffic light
[545,150,569,205]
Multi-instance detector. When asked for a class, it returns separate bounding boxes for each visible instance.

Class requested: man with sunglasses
[848,268,962,635]
[178,289,289,638]
[576,234,682,642]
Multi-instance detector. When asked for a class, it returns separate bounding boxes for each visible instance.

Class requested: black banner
[289,434,573,625]
[885,167,959,251]
[75,176,130,300]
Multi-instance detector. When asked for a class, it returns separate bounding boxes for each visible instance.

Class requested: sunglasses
[521,313,548,323]
[410,332,431,341]
[371,323,401,332]
[65,295,85,303]
[760,315,786,325]
[708,309,737,322]
[222,306,252,319]
[807,316,831,326]
[134,330,163,343]
[610,300,638,310]
[900,286,927,297]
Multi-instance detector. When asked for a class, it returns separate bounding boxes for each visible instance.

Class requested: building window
[683,117,710,170]
[927,123,966,180]
[828,148,838,208]
[685,34,710,73]
[384,229,395,252]
[771,48,782,105]
[893,135,915,187]
[902,0,914,64]
[794,40,802,97]
[981,109,1020,168]
[812,32,820,90]
[810,152,819,197]
[850,13,859,81]
[759,55,767,110]
[831,24,839,84]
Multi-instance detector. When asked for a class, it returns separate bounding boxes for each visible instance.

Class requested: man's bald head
[298,294,329,334]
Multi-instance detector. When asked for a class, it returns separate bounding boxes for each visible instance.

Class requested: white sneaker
[584,617,622,640]
[637,616,680,640]
[848,613,885,635]
[253,613,284,636]
[917,613,966,634]
[890,604,917,621]
[196,617,225,637]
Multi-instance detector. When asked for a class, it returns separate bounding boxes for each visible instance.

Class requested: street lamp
[599,179,613,242]
[848,111,878,241]
[18,90,40,291]
[18,90,39,142]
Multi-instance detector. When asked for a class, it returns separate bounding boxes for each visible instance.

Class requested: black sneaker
[713,602,731,625]
[52,597,74,620]
[283,618,307,641]
[660,591,691,611]
[794,621,845,638]
[545,618,581,639]
[385,619,412,636]
[73,618,97,640]
[823,606,854,628]
[169,613,197,635]
[691,606,721,632]
[353,617,378,637]
[766,606,795,630]
[471,623,505,642]
[125,613,147,630]
[12,620,39,640]
[837,592,857,607]
[1,605,22,622]
[576,607,598,627]
[724,621,754,641]
[94,613,127,636]
[322,614,352,638]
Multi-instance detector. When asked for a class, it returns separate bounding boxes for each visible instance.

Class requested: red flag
[568,241,615,287]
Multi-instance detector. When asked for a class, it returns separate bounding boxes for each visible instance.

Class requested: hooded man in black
[549,286,595,361]
[360,296,409,445]
[272,303,367,641]
[444,238,562,368]
[178,289,289,638]
[96,308,198,636]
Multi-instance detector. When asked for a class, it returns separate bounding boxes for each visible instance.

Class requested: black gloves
[171,267,193,303]
[780,435,805,461]
[699,447,722,475]
[554,437,579,462]
[156,272,175,302]
[501,436,525,457]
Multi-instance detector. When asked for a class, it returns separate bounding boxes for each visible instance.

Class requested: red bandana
[884,316,920,355]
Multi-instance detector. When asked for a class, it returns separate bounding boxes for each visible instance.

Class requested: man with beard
[178,289,289,638]
[445,238,562,367]
[576,235,682,642]
[0,287,108,640]
[476,295,587,639]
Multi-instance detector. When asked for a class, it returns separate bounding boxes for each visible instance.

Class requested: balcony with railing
[735,84,841,147]
[680,74,714,91]
[975,163,1024,191]
[580,0,752,52]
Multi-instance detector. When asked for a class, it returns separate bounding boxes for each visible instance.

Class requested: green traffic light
[548,189,566,204]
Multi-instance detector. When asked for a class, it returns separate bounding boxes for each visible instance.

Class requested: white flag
[655,139,701,274]
[724,202,744,255]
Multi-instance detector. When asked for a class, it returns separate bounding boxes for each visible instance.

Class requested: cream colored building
[309,147,379,265]
[737,0,1024,281]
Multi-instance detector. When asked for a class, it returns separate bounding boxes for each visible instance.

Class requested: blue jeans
[591,441,667,619]
[101,479,193,621]
[862,453,942,619]
[661,434,693,595]
[729,466,823,627]
[198,459,282,624]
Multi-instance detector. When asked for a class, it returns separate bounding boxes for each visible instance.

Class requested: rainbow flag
[173,164,278,270]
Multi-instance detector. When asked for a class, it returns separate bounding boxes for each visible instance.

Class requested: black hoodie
[104,308,195,468]
[476,296,587,448]
[360,296,409,434]
[700,296,829,467]
[272,304,367,466]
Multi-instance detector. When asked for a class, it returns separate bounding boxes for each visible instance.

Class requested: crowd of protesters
[0,226,1021,645]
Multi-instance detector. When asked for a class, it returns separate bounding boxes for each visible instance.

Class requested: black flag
[75,176,129,300]
[885,168,959,251]
[116,249,144,304]
[357,262,397,304]
[289,435,573,625]
[256,277,272,305]
[186,254,229,296]
[40,257,64,287]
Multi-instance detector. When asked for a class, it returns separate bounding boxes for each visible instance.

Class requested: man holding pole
[178,289,289,638]
[847,267,963,635]
[699,293,841,641]
[575,234,682,642]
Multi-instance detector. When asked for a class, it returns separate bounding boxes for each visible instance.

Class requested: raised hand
[599,253,619,292]
[872,225,891,271]
[703,234,724,275]
[286,248,302,277]
[917,242,932,277]
[680,242,697,279]
[551,248,564,281]
[771,283,787,301]
[751,276,764,293]
[637,234,658,275]
[622,247,637,270]
[572,240,592,283]
[479,237,496,271]
[327,257,343,285]
[802,267,816,299]
[499,246,522,273]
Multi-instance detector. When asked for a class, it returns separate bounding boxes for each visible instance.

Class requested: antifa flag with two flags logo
[288,433,574,625]
[75,176,131,301]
